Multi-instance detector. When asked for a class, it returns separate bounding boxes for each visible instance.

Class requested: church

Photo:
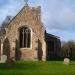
[0,1,61,61]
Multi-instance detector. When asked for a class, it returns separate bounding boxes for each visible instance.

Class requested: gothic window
[20,27,31,48]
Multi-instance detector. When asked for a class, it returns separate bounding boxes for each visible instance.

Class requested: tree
[61,40,75,58]
[0,16,12,37]
[1,16,12,28]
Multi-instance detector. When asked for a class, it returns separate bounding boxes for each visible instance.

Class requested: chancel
[0,0,61,61]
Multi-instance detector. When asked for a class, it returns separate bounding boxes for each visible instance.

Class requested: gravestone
[63,58,70,65]
[0,55,7,63]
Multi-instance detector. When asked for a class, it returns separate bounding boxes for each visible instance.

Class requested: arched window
[19,27,31,48]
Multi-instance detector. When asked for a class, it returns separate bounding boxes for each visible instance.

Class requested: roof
[45,33,60,41]
[0,6,35,36]
[6,5,43,28]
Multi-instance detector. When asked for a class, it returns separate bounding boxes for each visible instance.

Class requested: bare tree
[1,16,12,28]
[61,40,75,58]
[0,16,12,36]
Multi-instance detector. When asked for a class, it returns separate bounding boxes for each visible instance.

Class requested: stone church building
[0,2,61,61]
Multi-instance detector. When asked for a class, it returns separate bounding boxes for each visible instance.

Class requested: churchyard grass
[0,61,75,75]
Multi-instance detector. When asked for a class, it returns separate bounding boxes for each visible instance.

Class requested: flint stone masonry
[0,4,61,61]
[2,6,46,61]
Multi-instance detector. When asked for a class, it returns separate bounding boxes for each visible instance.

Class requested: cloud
[0,0,9,7]
[0,0,42,25]
[48,29,75,42]
[40,0,75,41]
[0,0,24,24]
[0,0,75,41]
[41,0,75,30]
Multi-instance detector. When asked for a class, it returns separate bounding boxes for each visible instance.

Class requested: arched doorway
[3,38,10,61]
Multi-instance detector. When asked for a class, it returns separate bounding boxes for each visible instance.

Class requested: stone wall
[3,38,10,60]
[5,6,46,61]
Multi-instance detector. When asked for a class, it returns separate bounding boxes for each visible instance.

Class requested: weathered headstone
[0,55,7,63]
[63,58,70,65]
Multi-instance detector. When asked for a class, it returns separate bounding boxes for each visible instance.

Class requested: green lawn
[0,61,75,75]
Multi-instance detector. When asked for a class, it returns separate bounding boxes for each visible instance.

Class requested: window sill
[20,48,32,50]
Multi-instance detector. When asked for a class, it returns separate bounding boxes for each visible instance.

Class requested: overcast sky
[0,0,75,42]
